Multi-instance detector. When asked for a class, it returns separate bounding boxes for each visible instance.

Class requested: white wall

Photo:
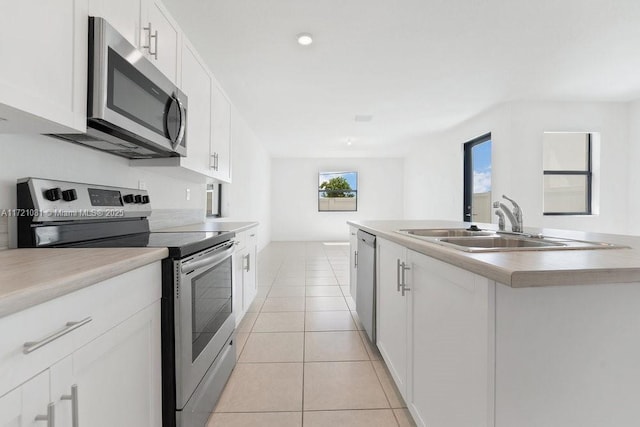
[404,100,633,235]
[223,109,272,250]
[0,113,273,248]
[0,134,207,210]
[271,157,404,241]
[627,100,640,236]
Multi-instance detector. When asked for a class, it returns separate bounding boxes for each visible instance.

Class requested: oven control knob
[62,189,77,202]
[123,194,135,204]
[141,195,150,204]
[44,187,62,201]
[134,195,143,204]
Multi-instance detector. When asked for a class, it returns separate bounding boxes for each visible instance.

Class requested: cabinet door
[144,0,180,84]
[0,0,87,133]
[180,40,212,175]
[242,231,258,310]
[349,227,358,299]
[62,302,162,427]
[376,238,408,398]
[0,370,50,427]
[88,0,144,48]
[211,82,232,182]
[407,251,493,427]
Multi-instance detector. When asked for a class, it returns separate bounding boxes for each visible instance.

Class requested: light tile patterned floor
[207,242,416,427]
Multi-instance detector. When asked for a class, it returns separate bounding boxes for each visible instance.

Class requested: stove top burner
[61,231,234,258]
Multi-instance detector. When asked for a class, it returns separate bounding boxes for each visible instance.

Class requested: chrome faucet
[494,209,506,231]
[493,195,523,233]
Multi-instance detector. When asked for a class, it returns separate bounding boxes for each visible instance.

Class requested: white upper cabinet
[211,81,232,182]
[88,0,143,47]
[90,0,180,84]
[132,33,234,182]
[180,40,212,176]
[0,0,88,133]
[142,0,180,83]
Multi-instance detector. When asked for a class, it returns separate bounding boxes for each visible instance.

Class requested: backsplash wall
[0,133,207,249]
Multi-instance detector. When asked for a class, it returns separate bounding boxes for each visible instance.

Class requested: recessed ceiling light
[346,138,353,146]
[297,33,313,46]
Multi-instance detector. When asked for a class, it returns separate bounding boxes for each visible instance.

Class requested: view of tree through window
[318,171,358,211]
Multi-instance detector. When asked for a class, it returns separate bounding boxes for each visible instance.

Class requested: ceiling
[162,0,640,158]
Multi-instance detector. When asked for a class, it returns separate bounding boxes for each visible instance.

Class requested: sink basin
[438,236,564,251]
[397,228,495,238]
[395,228,628,252]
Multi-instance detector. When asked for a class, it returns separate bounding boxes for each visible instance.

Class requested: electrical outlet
[138,180,146,190]
[186,188,191,201]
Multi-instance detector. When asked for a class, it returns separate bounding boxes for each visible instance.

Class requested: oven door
[89,17,187,156]
[175,240,235,408]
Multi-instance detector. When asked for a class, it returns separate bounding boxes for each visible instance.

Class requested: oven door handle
[181,242,235,274]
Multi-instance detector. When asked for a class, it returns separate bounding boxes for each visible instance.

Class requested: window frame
[543,133,592,216]
[463,132,492,222]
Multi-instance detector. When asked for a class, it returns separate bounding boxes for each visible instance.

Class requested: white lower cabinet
[376,238,409,396]
[0,370,50,427]
[232,227,258,325]
[376,237,494,427]
[52,303,161,427]
[406,251,494,427]
[0,262,162,427]
[242,231,258,310]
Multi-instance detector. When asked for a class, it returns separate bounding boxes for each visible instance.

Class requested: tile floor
[207,242,416,427]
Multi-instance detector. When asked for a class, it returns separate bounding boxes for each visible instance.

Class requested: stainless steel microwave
[52,17,187,159]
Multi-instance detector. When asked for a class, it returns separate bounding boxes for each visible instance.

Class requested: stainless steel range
[16,177,236,427]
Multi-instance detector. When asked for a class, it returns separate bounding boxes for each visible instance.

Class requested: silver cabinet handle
[210,153,219,170]
[401,262,410,287]
[400,262,411,296]
[396,259,402,292]
[354,251,358,268]
[61,385,79,427]
[35,403,55,427]
[24,317,92,354]
[244,253,250,272]
[143,23,158,59]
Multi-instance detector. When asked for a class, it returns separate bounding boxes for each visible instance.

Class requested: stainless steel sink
[395,228,628,252]
[438,236,564,250]
[397,228,495,238]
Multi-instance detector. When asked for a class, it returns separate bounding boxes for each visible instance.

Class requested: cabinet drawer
[247,228,257,246]
[234,230,247,252]
[0,262,161,397]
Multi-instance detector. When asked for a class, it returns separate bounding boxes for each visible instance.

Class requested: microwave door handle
[173,94,186,149]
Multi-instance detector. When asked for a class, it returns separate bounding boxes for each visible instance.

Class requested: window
[318,171,358,212]
[463,134,492,222]
[543,132,592,215]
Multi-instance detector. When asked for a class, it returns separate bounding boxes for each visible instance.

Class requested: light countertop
[348,220,640,288]
[0,248,168,318]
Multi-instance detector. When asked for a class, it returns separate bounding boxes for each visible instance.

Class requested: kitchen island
[349,220,640,427]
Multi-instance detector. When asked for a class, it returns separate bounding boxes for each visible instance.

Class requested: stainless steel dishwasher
[356,230,376,343]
